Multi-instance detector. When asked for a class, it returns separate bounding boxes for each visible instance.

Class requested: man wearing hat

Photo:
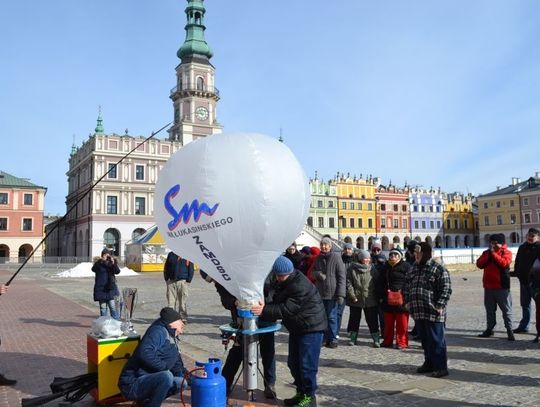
[118,307,189,406]
[512,227,540,334]
[252,256,326,407]
[312,237,346,348]
[476,234,514,340]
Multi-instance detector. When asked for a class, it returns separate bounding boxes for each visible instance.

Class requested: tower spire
[95,106,104,134]
[70,134,77,156]
[177,0,213,60]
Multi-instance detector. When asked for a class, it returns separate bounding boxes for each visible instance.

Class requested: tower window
[196,77,205,91]
[135,165,145,181]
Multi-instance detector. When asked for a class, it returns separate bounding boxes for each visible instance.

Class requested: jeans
[99,299,119,320]
[484,288,513,330]
[415,319,448,370]
[322,299,338,343]
[288,331,324,396]
[517,282,532,330]
[121,370,185,407]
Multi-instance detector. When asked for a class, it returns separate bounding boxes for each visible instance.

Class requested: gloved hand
[336,296,344,305]
[316,272,326,282]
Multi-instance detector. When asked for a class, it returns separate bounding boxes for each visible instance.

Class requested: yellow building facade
[443,193,476,247]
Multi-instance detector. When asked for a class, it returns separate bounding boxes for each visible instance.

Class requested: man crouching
[118,307,188,407]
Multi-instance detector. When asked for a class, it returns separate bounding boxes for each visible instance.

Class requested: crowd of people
[85,228,540,407]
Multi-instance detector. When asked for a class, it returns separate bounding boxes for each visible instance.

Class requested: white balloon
[154,133,309,302]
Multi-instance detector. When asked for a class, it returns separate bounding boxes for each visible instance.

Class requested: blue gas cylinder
[191,358,227,407]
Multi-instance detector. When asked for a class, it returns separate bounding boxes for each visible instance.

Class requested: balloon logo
[154,133,310,302]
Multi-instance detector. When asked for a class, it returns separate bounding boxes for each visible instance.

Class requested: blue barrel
[191,358,227,407]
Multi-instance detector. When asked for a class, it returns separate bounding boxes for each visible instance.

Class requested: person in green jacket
[346,250,381,347]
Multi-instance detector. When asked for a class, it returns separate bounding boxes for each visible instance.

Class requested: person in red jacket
[475,233,515,341]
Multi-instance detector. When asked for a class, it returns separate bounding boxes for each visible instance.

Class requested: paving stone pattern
[0,266,538,406]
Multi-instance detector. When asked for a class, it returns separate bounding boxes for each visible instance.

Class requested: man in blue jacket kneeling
[119,307,189,407]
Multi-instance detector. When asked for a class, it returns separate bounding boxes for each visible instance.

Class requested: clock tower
[168,0,222,144]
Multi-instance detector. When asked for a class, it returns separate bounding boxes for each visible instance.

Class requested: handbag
[386,271,403,306]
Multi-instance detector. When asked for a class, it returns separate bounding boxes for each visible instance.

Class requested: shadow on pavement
[19,318,90,328]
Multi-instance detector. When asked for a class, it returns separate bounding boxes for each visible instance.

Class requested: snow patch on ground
[56,262,139,278]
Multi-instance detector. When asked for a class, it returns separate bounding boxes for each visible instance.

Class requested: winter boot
[294,393,317,407]
[477,329,493,338]
[348,332,358,346]
[507,329,515,341]
[532,334,539,343]
[371,332,381,348]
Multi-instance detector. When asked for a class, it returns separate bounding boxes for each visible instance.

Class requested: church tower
[168,0,222,144]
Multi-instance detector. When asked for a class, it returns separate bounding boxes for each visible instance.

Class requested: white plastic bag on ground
[91,316,123,338]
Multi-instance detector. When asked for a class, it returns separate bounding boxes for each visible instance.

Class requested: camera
[107,255,112,261]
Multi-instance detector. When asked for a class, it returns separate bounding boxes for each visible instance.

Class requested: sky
[1,0,539,215]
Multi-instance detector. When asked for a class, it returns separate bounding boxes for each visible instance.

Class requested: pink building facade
[0,171,47,263]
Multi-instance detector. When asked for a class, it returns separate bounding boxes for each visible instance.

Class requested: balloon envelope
[154,133,309,301]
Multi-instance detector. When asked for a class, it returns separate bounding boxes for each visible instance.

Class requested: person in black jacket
[118,307,188,407]
[92,248,120,320]
[377,248,410,349]
[284,242,304,270]
[512,228,540,333]
[163,251,194,322]
[252,256,326,407]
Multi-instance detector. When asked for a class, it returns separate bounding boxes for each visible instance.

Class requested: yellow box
[87,334,140,402]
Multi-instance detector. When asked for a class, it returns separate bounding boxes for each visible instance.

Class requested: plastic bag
[91,316,123,338]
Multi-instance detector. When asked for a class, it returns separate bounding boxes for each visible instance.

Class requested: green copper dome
[177,0,213,60]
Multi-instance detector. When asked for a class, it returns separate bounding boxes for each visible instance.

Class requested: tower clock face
[195,106,209,121]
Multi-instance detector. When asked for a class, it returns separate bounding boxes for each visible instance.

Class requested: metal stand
[219,311,281,401]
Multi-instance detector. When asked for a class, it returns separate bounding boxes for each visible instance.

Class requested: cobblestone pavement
[0,265,538,406]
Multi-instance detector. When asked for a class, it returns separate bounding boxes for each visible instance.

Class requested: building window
[342,202,346,210]
[413,205,418,212]
[0,193,7,205]
[437,221,441,228]
[447,219,451,229]
[523,198,529,206]
[328,201,334,208]
[402,205,407,212]
[357,202,362,210]
[329,217,335,228]
[196,76,204,90]
[307,217,313,227]
[464,220,468,229]
[0,218,7,231]
[484,216,490,226]
[135,197,146,215]
[455,219,459,228]
[350,218,355,228]
[436,206,441,212]
[135,165,145,181]
[393,204,398,212]
[381,218,386,228]
[317,200,323,208]
[394,219,399,228]
[421,220,426,229]
[23,193,33,205]
[496,215,502,225]
[318,217,324,228]
[524,213,531,223]
[510,200,514,207]
[22,218,33,231]
[358,218,363,228]
[107,196,118,214]
[380,204,386,211]
[430,220,434,229]
[483,202,488,209]
[496,201,501,208]
[368,218,373,228]
[402,219,407,229]
[108,163,117,179]
[349,202,354,210]
[367,203,373,211]
[414,220,419,229]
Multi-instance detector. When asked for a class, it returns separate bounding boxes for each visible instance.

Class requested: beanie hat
[527,228,540,236]
[343,243,353,250]
[371,240,382,251]
[301,246,312,255]
[320,237,332,246]
[272,256,294,275]
[389,248,403,258]
[160,307,183,324]
[489,233,505,245]
[407,240,419,251]
[357,249,371,261]
[310,247,321,256]
[101,248,111,256]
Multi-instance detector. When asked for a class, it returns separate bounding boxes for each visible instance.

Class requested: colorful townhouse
[375,183,411,250]
[335,174,377,250]
[409,187,444,247]
[0,171,47,263]
[443,192,476,248]
[477,174,540,246]
[307,176,338,239]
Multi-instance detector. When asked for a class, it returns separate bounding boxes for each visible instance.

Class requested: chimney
[511,177,518,185]
[535,171,540,180]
